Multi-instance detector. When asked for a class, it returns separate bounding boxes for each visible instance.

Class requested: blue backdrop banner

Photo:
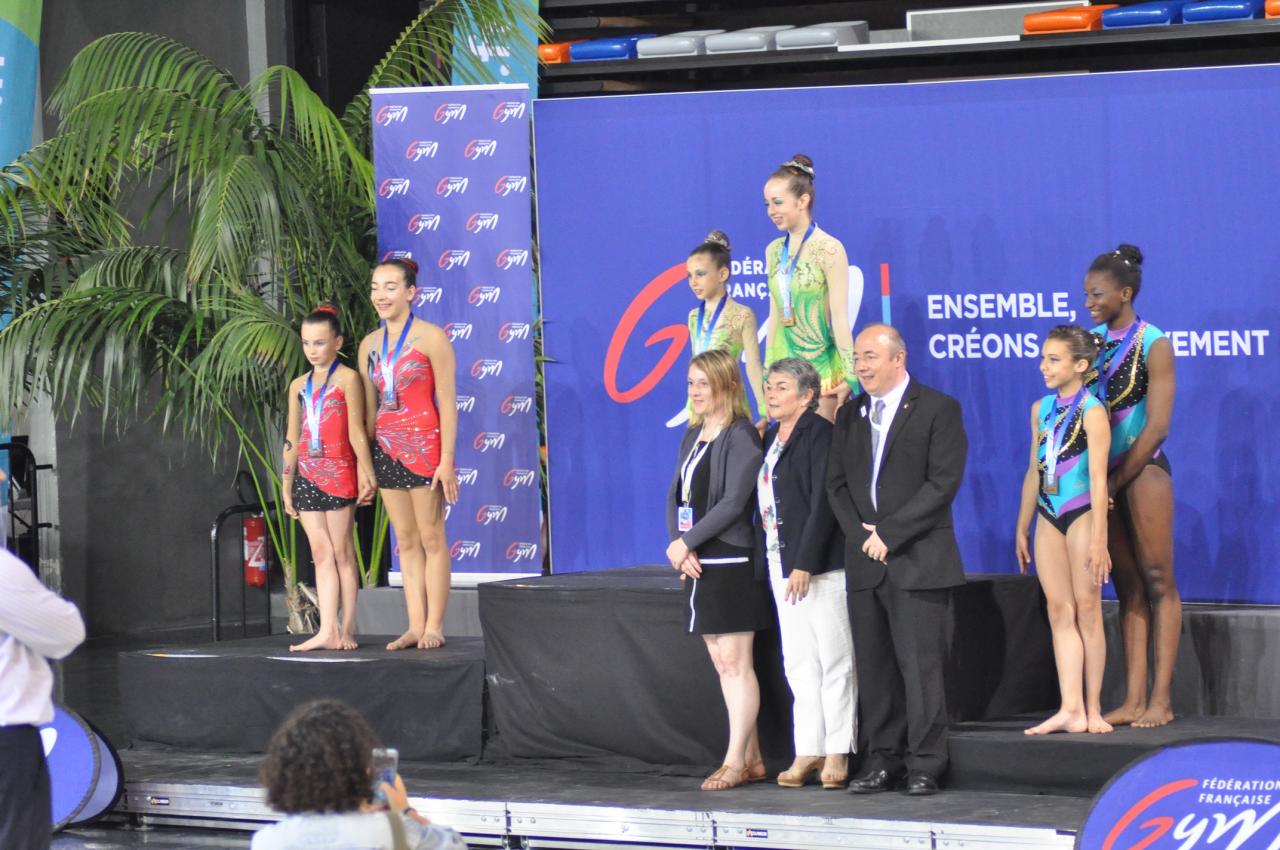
[535,64,1280,603]
[373,85,541,578]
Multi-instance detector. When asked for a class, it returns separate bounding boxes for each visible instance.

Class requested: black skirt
[684,560,773,635]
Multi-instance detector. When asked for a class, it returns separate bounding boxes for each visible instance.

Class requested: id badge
[381,391,400,412]
[308,440,324,458]
[677,506,694,533]
[1043,472,1058,495]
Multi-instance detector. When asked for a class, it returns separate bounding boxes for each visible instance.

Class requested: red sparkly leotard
[296,385,358,501]
[371,346,442,480]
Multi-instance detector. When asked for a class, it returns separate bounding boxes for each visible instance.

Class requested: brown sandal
[821,756,850,789]
[776,758,823,788]
[701,764,750,791]
[746,760,768,783]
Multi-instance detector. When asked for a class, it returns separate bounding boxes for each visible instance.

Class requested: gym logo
[436,176,469,197]
[449,539,481,559]
[503,468,536,489]
[414,286,443,306]
[455,467,479,486]
[466,212,500,233]
[404,140,439,161]
[494,175,528,196]
[456,395,476,413]
[498,322,531,343]
[470,359,504,379]
[467,285,501,305]
[506,542,539,563]
[443,322,472,342]
[378,178,411,199]
[407,213,440,234]
[473,431,507,452]
[374,104,408,125]
[464,138,499,159]
[493,101,527,122]
[496,248,529,270]
[434,102,467,124]
[476,504,509,525]
[439,250,471,270]
[381,249,413,262]
[500,394,533,416]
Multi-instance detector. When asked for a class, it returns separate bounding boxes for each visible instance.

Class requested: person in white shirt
[252,699,466,850]
[0,525,87,850]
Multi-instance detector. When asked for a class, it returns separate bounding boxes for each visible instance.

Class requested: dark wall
[41,0,282,636]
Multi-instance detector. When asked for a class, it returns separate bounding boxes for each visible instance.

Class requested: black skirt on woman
[680,438,772,636]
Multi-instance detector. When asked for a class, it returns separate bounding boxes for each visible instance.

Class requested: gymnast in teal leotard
[1083,243,1180,730]
[1015,325,1113,736]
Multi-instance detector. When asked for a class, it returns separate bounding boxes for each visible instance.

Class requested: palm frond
[340,0,546,154]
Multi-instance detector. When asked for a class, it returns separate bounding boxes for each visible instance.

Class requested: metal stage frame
[114,751,1081,850]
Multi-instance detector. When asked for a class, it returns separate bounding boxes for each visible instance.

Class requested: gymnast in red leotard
[358,259,460,651]
[281,304,377,652]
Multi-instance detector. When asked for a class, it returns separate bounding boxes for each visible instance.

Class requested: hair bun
[1113,244,1143,267]
[704,230,731,252]
[400,257,420,274]
[313,304,338,316]
[782,153,815,179]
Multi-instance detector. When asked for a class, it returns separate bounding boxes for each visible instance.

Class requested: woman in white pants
[758,358,856,789]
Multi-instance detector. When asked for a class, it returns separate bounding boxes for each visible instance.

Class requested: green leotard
[686,298,765,417]
[764,230,848,393]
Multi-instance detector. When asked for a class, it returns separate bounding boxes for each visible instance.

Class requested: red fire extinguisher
[243,513,268,587]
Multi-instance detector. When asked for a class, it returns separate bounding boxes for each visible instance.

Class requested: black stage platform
[118,635,485,761]
[479,568,1057,768]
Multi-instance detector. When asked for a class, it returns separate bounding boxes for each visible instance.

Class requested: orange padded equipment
[1267,0,1279,16]
[539,41,585,64]
[1024,5,1118,32]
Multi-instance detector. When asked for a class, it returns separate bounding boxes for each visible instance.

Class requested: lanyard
[1043,388,1086,481]
[378,315,415,402]
[1094,318,1143,406]
[303,360,339,453]
[680,435,716,504]
[776,222,816,321]
[694,297,728,355]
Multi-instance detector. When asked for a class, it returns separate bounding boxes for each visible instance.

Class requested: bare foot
[1025,710,1088,735]
[386,629,421,651]
[290,629,343,652]
[1087,713,1114,734]
[339,632,359,651]
[1132,704,1174,728]
[417,629,446,649]
[1103,702,1146,727]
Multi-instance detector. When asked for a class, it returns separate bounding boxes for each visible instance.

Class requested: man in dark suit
[826,324,967,796]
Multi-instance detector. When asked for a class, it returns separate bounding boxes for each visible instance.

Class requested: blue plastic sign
[1077,739,1280,850]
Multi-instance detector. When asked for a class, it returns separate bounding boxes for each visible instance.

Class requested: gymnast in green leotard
[761,154,858,422]
[685,230,766,430]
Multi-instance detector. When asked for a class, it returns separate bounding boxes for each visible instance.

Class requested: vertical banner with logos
[0,0,43,495]
[535,65,1280,603]
[372,85,540,581]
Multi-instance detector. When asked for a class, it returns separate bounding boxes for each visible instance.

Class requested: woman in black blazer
[666,349,770,791]
[757,358,854,790]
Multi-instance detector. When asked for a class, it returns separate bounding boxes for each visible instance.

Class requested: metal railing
[1,442,52,571]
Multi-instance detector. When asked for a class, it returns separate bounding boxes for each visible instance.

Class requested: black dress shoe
[903,773,940,796]
[848,769,900,794]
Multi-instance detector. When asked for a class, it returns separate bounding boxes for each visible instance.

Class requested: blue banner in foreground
[372,85,540,578]
[535,64,1280,603]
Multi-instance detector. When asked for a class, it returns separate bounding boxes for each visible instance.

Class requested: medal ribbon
[1043,388,1086,484]
[303,360,340,455]
[378,315,415,404]
[776,221,816,322]
[1094,318,1144,407]
[694,297,728,355]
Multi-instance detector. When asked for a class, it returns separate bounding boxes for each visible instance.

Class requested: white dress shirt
[0,548,85,726]
[869,372,911,509]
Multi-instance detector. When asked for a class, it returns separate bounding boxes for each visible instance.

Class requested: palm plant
[0,2,543,631]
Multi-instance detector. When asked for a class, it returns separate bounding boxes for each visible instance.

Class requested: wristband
[401,806,416,817]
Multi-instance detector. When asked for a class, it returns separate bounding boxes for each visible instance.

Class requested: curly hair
[259,700,379,814]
